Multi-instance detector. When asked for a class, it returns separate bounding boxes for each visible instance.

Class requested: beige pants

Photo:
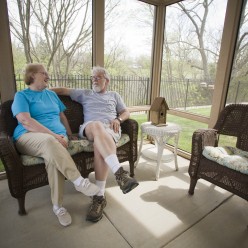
[16,132,81,206]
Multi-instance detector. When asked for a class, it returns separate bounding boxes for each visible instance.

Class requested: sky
[105,0,228,59]
[105,0,154,59]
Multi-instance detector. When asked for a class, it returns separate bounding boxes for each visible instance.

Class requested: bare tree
[9,0,92,74]
[9,0,33,63]
[9,0,123,75]
[177,0,214,82]
[226,0,248,103]
[232,0,248,79]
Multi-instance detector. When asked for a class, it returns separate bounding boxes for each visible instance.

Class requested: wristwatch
[116,117,123,123]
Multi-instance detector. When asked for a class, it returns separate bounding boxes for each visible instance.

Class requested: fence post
[146,77,150,104]
[184,79,189,110]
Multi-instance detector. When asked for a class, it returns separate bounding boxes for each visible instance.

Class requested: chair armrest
[121,119,139,142]
[0,132,24,197]
[189,128,218,177]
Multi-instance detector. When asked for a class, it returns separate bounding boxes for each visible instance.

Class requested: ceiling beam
[92,0,104,67]
[139,0,182,6]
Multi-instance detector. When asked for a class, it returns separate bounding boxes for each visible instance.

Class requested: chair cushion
[202,146,248,175]
[21,134,130,166]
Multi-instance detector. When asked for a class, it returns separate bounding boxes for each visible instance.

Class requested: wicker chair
[188,103,248,201]
[0,95,138,215]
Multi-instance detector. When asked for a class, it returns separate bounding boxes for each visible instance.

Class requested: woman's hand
[54,134,68,148]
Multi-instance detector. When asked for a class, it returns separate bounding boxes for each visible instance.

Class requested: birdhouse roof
[150,97,169,111]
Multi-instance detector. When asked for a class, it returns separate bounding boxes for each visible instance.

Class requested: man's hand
[111,118,121,133]
[68,134,78,140]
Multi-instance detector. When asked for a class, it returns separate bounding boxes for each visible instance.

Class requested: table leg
[155,142,164,180]
[135,132,145,168]
[173,133,180,171]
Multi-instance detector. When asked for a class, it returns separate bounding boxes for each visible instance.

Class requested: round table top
[141,122,182,136]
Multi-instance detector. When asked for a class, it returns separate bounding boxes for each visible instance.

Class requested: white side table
[135,122,182,180]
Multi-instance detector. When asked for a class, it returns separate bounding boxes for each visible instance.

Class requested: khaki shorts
[79,121,121,143]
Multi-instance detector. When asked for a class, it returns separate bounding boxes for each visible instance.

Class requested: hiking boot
[86,195,107,223]
[75,178,100,196]
[53,207,72,227]
[115,167,139,194]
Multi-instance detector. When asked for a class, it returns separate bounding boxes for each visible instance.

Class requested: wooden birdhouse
[150,97,169,126]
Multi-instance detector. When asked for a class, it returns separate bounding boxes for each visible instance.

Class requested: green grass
[187,107,211,116]
[130,114,148,139]
[0,159,4,172]
[166,114,208,152]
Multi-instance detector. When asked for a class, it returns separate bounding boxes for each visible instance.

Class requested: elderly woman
[11,63,99,227]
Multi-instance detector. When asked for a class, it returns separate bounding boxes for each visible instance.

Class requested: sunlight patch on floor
[105,176,195,238]
[106,186,183,237]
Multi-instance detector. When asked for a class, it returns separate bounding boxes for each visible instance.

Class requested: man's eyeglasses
[91,76,105,82]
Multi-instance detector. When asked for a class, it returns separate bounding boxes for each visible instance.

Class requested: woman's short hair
[24,63,44,85]
[92,66,110,81]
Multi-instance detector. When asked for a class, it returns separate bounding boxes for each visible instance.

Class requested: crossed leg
[84,121,138,192]
[84,121,139,222]
[85,121,117,159]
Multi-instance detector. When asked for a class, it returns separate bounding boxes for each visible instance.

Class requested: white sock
[53,205,60,212]
[104,154,121,174]
[73,176,84,186]
[96,180,106,196]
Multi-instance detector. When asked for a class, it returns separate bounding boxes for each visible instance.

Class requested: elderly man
[51,66,139,222]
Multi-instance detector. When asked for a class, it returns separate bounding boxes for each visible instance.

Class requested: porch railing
[15,74,246,108]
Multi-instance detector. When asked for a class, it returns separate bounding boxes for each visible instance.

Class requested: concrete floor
[0,144,247,248]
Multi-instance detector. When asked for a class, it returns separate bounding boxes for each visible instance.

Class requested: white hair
[92,66,110,81]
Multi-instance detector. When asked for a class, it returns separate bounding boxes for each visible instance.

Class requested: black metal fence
[226,81,248,104]
[160,79,214,109]
[15,74,247,108]
[15,74,151,106]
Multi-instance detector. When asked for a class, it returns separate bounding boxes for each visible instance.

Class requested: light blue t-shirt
[12,88,67,141]
[70,89,126,124]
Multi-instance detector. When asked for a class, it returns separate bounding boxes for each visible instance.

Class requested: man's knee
[86,121,105,136]
[92,121,104,129]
